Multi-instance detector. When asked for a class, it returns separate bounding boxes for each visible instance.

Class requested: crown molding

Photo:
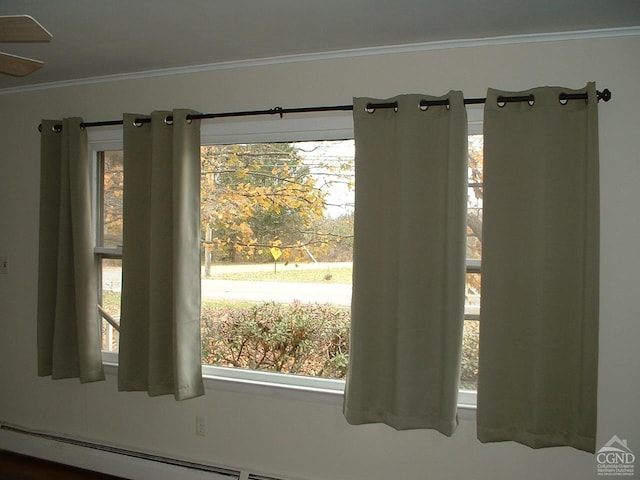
[2,26,639,95]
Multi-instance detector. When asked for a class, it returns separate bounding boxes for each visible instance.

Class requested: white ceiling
[1,0,639,91]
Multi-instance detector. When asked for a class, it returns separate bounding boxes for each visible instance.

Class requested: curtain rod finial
[598,89,612,102]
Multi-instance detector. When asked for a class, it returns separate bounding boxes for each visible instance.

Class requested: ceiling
[1,0,639,91]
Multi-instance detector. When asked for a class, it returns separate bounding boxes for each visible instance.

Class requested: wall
[1,34,639,480]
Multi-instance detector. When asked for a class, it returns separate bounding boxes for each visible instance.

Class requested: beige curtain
[343,93,468,436]
[477,84,599,452]
[37,118,105,383]
[118,110,205,400]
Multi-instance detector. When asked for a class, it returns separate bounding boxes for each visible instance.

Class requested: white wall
[1,34,639,480]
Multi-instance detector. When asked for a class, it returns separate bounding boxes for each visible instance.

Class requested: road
[202,279,352,306]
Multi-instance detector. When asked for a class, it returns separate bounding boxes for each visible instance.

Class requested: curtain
[37,118,105,383]
[118,110,205,400]
[343,93,468,436]
[477,84,599,452]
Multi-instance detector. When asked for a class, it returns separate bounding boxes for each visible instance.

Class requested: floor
[0,450,128,479]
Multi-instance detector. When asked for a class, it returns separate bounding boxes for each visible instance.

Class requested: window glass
[100,150,123,248]
[463,134,483,391]
[200,141,354,379]
[100,258,121,353]
[96,150,124,353]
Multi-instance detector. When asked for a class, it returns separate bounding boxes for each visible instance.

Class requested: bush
[460,321,479,390]
[202,301,479,387]
[202,301,350,378]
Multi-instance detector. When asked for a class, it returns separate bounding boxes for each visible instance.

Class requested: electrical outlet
[0,257,7,274]
[195,415,206,437]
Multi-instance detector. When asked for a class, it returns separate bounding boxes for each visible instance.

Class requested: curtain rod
[40,88,611,132]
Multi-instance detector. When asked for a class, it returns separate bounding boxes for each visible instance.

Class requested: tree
[467,135,483,262]
[307,213,354,262]
[102,151,124,247]
[201,143,330,267]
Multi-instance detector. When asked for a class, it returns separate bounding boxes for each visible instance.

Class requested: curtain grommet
[527,96,535,107]
[132,118,144,128]
[419,101,429,112]
[164,116,174,126]
[364,104,376,114]
[496,97,507,108]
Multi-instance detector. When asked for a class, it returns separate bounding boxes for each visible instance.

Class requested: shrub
[202,301,350,378]
[460,320,479,390]
[202,301,479,388]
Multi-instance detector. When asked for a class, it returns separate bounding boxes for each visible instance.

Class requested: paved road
[202,279,352,306]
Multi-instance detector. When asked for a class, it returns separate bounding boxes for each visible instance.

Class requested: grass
[208,266,352,284]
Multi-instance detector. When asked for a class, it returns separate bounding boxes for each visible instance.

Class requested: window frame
[90,108,483,409]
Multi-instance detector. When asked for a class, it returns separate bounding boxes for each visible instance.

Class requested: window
[463,133,483,392]
[92,112,483,403]
[95,149,123,354]
[200,140,354,380]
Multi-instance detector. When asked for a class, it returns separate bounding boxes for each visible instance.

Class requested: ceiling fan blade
[0,52,43,76]
[0,15,52,42]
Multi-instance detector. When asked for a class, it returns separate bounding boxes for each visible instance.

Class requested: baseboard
[0,423,242,480]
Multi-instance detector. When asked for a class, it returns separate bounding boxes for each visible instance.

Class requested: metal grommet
[419,101,429,112]
[496,97,506,108]
[38,124,42,133]
[527,96,535,106]
[364,104,376,114]
[164,115,174,126]
[558,93,569,106]
[133,118,144,128]
[53,124,62,133]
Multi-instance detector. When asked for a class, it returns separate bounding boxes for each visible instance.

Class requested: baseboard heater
[0,422,284,480]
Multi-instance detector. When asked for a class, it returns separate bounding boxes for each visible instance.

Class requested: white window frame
[90,107,483,409]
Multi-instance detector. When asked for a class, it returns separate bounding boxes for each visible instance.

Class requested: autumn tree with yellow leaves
[201,143,347,270]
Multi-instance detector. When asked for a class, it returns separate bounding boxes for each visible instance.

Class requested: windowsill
[101,352,477,415]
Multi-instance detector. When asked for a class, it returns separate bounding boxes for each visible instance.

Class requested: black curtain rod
[41,88,611,132]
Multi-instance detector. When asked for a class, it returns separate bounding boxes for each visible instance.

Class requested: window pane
[102,150,124,248]
[467,134,483,260]
[200,141,354,379]
[100,258,121,352]
[465,272,481,316]
[461,320,479,391]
